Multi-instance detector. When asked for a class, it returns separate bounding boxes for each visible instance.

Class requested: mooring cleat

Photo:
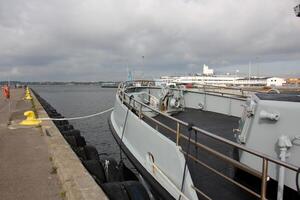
[24,94,33,100]
[25,87,31,94]
[19,111,41,126]
[24,89,33,100]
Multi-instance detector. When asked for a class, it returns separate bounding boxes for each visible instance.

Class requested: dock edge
[31,90,109,200]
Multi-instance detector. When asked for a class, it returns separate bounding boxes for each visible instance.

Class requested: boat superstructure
[109,80,300,200]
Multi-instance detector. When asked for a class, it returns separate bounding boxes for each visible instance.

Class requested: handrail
[117,80,299,199]
[121,82,249,101]
[151,161,192,200]
[118,79,276,99]
[137,91,159,104]
[142,113,262,178]
[119,84,298,172]
[180,150,261,199]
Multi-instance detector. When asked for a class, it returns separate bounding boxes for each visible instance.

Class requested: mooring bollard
[24,87,33,100]
[19,111,41,126]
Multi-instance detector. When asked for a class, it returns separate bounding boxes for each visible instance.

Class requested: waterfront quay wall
[31,90,109,200]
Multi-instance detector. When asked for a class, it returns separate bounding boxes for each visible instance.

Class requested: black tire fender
[82,160,106,184]
[123,181,150,200]
[61,129,81,137]
[84,145,100,161]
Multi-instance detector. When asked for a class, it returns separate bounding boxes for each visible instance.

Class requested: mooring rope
[37,107,113,121]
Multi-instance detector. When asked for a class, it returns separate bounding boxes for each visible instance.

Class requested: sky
[0,0,300,81]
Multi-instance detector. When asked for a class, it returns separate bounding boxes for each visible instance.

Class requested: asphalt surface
[0,88,61,200]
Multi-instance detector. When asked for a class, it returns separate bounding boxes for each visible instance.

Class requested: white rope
[37,107,113,121]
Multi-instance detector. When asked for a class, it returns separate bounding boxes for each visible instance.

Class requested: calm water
[32,85,120,159]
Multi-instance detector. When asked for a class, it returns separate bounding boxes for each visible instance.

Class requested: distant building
[158,66,287,87]
[266,77,286,87]
[286,78,300,84]
[202,64,214,76]
[234,77,268,86]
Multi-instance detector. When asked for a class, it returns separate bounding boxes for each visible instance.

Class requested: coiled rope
[37,107,113,121]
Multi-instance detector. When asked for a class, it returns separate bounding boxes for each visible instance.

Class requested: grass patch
[60,190,66,199]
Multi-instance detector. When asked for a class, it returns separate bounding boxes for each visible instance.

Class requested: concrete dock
[0,88,108,200]
[0,88,61,200]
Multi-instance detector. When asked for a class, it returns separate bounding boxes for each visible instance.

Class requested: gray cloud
[0,0,300,81]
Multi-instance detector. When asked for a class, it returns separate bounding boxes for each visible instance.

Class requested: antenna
[125,60,134,81]
[248,61,251,86]
[256,57,260,77]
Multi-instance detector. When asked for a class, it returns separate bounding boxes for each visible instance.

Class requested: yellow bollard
[19,111,41,126]
[24,88,32,100]
[24,93,33,100]
[25,87,31,94]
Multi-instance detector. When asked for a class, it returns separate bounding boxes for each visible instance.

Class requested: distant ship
[101,82,119,88]
[157,65,286,87]
[109,80,300,200]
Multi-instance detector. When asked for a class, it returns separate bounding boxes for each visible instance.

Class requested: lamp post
[234,69,239,86]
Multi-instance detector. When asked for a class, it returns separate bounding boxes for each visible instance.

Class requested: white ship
[109,80,300,200]
[158,65,286,87]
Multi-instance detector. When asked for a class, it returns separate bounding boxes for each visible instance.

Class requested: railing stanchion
[176,122,180,146]
[139,103,142,119]
[261,158,268,200]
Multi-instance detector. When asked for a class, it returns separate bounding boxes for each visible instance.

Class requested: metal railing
[119,79,288,99]
[117,81,299,200]
[119,80,250,100]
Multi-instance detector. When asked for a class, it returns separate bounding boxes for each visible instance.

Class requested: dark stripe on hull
[108,118,175,200]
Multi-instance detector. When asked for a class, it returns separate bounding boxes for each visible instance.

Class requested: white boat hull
[109,94,198,200]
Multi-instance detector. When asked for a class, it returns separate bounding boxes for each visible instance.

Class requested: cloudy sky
[0,0,300,81]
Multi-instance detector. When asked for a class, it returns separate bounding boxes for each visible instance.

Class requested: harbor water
[32,85,120,160]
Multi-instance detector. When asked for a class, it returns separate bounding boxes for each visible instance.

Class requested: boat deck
[146,108,256,200]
